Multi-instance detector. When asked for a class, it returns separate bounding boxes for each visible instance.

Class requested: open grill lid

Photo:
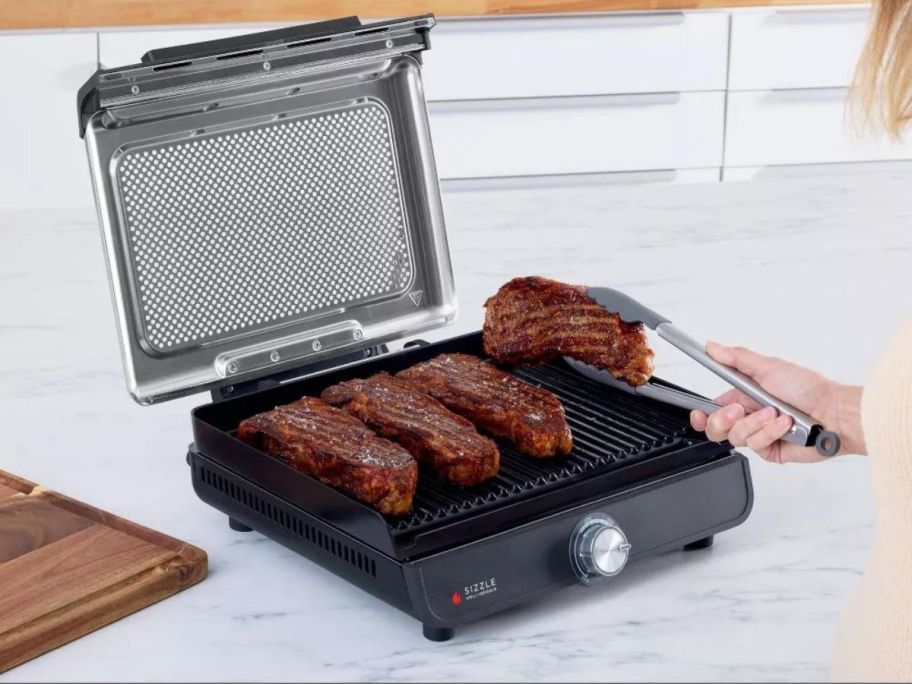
[79,15,456,405]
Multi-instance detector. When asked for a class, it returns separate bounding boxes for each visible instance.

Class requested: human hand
[689,342,864,463]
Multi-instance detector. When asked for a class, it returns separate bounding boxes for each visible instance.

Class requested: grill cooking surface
[390,362,691,536]
[191,332,724,558]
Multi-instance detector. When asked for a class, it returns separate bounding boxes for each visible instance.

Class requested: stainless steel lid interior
[79,15,455,404]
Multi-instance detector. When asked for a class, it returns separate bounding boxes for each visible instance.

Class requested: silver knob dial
[571,514,631,583]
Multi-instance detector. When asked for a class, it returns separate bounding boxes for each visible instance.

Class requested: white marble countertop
[2,167,911,682]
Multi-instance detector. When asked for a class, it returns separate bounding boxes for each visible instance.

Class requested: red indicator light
[451,592,462,605]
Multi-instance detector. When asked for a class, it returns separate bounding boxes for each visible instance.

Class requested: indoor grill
[78,15,753,642]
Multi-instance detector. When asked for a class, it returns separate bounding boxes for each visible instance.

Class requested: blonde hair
[853,0,912,138]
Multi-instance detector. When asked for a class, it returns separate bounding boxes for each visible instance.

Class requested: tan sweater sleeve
[831,318,912,682]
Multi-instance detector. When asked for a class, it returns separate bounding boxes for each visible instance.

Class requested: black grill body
[188,332,753,640]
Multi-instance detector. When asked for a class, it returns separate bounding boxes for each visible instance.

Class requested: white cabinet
[423,12,728,184]
[3,6,905,205]
[729,7,869,90]
[725,89,912,167]
[0,32,97,209]
[722,4,911,177]
[424,12,729,101]
[430,92,725,179]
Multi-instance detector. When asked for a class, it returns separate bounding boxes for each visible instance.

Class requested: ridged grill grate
[116,102,412,352]
[389,363,692,535]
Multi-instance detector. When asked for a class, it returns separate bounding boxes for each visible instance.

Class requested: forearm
[824,384,866,456]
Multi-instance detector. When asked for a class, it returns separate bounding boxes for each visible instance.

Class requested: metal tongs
[564,287,841,457]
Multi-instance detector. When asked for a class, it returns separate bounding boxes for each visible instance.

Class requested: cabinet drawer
[429,92,725,179]
[0,32,97,209]
[423,13,728,101]
[726,89,912,167]
[729,7,869,90]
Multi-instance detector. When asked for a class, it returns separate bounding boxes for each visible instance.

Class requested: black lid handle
[141,16,362,65]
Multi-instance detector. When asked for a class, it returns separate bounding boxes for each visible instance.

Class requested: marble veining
[1,167,910,682]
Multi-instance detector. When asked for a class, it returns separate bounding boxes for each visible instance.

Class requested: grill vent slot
[198,464,377,577]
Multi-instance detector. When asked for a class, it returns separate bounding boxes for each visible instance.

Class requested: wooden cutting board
[0,469,207,674]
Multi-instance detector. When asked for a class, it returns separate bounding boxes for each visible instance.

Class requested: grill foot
[228,517,253,532]
[684,535,714,551]
[423,625,454,642]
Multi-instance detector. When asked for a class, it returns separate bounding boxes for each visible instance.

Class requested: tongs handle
[657,323,841,457]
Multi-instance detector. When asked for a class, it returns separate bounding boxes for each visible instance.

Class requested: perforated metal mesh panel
[116,102,413,352]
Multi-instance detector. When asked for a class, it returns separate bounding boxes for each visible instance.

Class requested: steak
[396,354,573,458]
[482,276,654,387]
[321,373,500,487]
[237,396,417,515]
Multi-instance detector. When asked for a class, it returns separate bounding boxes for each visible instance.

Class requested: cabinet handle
[438,12,686,33]
[429,92,682,113]
[763,88,847,103]
[770,8,869,24]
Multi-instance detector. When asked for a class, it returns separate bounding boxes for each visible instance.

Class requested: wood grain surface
[0,0,867,30]
[0,469,207,674]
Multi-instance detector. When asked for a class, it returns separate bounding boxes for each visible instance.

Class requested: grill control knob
[571,514,631,584]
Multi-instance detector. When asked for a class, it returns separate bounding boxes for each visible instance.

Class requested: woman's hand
[689,342,865,463]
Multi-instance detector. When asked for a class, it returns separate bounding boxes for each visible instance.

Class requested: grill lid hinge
[217,322,366,379]
[212,342,390,402]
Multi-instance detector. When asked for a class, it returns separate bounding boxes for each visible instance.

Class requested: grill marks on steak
[236,396,417,515]
[483,276,655,387]
[321,373,500,487]
[397,354,573,458]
